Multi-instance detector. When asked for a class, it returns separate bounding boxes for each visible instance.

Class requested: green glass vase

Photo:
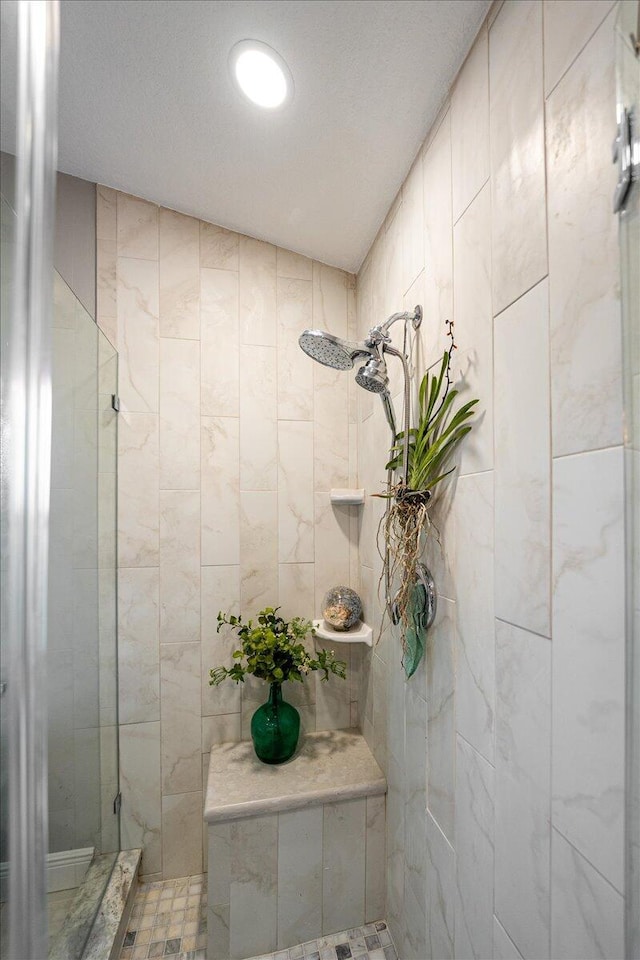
[250,682,300,764]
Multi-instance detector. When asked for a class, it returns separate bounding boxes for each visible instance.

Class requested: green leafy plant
[385,327,478,498]
[377,322,478,656]
[209,607,347,687]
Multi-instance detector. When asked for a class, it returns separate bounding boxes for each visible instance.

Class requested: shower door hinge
[113,791,122,816]
[612,107,636,213]
[111,394,120,412]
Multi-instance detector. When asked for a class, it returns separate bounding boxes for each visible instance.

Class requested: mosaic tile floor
[119,874,207,959]
[120,875,397,960]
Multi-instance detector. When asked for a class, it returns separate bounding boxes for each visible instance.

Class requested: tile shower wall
[96,193,361,880]
[356,1,625,958]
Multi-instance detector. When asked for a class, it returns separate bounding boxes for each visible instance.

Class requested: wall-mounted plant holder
[390,562,437,630]
[330,488,365,506]
[312,619,373,647]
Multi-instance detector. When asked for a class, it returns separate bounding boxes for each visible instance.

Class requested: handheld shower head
[355,354,389,394]
[298,330,371,371]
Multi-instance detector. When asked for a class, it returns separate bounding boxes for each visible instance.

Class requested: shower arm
[366,308,421,349]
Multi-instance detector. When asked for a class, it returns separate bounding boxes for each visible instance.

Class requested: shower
[298,306,422,474]
[299,307,423,622]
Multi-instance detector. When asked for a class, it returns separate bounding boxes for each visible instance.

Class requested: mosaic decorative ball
[322,586,362,631]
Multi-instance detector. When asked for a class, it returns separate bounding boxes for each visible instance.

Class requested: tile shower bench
[204,728,387,960]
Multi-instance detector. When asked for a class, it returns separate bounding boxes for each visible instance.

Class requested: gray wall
[0,151,96,318]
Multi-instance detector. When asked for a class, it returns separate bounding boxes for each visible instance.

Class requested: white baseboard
[0,845,94,900]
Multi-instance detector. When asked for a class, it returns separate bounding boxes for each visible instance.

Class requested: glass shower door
[47,274,120,956]
[616,3,640,958]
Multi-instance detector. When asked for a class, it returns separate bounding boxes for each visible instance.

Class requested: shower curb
[48,848,141,960]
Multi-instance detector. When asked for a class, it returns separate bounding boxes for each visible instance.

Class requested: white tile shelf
[312,619,373,647]
[329,488,365,505]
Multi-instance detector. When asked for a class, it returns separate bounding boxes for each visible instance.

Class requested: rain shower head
[298,330,371,371]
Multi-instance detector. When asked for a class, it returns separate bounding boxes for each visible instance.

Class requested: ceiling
[17,1,491,272]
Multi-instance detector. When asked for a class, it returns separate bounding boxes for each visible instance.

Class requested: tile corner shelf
[330,487,365,505]
[312,618,373,646]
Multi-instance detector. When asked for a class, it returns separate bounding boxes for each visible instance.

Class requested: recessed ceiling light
[229,40,294,110]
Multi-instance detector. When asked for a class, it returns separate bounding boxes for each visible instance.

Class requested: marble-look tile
[454,735,495,960]
[313,495,350,617]
[404,684,427,908]
[547,10,622,457]
[451,26,490,222]
[404,880,427,960]
[159,490,200,643]
[386,754,405,950]
[384,201,404,328]
[494,279,551,637]
[201,417,240,566]
[209,901,231,960]
[401,155,424,297]
[239,236,277,346]
[208,821,231,904]
[96,185,116,241]
[117,257,159,413]
[48,487,74,653]
[160,337,200,490]
[427,597,456,843]
[240,345,277,491]
[162,791,203,880]
[117,412,159,567]
[422,111,453,328]
[426,812,455,960]
[552,447,625,891]
[72,409,98,570]
[229,815,278,958]
[312,262,348,338]
[201,267,239,418]
[278,421,314,563]
[314,363,350,491]
[495,620,551,959]
[201,564,242,718]
[452,182,493,475]
[200,220,239,271]
[543,0,615,95]
[240,491,278,614]
[551,829,624,960]
[277,807,323,948]
[202,714,241,752]
[160,642,202,795]
[72,569,100,728]
[120,722,162,876]
[159,208,200,339]
[277,247,313,281]
[97,239,117,340]
[118,568,160,724]
[278,563,315,623]
[322,799,366,934]
[493,916,524,960]
[453,472,495,762]
[73,727,101,847]
[314,668,351,732]
[490,0,547,314]
[365,795,386,924]
[117,193,158,260]
[277,277,314,421]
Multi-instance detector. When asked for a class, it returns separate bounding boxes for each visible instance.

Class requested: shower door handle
[613,107,634,214]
